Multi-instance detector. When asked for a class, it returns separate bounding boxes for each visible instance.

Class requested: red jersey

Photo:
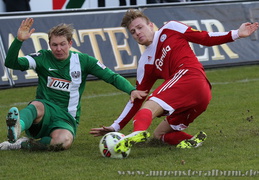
[111,20,239,131]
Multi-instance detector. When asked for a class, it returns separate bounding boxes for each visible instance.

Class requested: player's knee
[60,137,73,150]
[50,129,74,150]
[51,135,73,150]
[30,101,45,123]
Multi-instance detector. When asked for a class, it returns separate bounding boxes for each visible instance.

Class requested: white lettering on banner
[47,76,71,92]
[155,45,171,71]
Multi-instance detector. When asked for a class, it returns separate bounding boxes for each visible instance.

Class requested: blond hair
[48,23,74,42]
[121,9,150,29]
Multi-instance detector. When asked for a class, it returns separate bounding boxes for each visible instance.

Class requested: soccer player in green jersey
[0,18,147,151]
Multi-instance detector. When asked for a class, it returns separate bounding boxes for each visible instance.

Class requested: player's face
[49,35,72,60]
[128,17,154,46]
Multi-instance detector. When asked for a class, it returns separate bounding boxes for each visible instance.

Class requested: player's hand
[17,18,35,41]
[130,90,148,103]
[89,126,115,137]
[238,22,259,38]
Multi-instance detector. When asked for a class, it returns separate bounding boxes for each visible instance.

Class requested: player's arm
[89,97,147,137]
[109,77,156,132]
[87,58,146,97]
[181,22,258,46]
[90,77,155,136]
[5,18,35,70]
[183,27,234,46]
[4,38,30,70]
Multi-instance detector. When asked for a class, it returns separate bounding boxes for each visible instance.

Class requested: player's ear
[149,22,154,30]
[69,40,73,47]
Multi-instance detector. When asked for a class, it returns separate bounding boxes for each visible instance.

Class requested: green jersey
[5,38,136,124]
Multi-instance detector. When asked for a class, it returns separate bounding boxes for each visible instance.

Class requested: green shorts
[25,99,77,139]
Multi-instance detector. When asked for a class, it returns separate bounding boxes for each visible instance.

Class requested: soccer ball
[99,132,131,159]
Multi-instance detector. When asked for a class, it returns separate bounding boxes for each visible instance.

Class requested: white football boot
[0,137,29,150]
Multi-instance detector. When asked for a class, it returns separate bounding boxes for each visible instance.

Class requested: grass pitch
[0,65,259,180]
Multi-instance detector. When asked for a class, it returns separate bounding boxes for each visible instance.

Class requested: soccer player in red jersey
[90,9,259,152]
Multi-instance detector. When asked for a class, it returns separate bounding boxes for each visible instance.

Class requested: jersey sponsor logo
[155,45,171,71]
[71,71,81,79]
[47,76,71,92]
[29,52,41,57]
[160,34,167,42]
[48,67,58,71]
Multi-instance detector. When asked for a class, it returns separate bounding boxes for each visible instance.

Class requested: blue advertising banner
[0,1,259,89]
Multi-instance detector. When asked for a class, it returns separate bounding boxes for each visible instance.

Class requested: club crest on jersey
[160,34,167,42]
[71,71,81,79]
[47,76,71,92]
[29,52,41,57]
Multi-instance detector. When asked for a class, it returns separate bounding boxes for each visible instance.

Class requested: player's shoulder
[70,51,93,61]
[71,51,98,65]
[159,20,188,33]
[164,20,186,26]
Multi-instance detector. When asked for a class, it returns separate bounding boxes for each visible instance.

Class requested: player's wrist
[231,30,240,40]
[111,123,120,132]
[130,89,137,95]
[16,37,24,42]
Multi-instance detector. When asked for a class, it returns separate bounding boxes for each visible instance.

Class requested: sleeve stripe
[208,31,229,37]
[25,55,36,69]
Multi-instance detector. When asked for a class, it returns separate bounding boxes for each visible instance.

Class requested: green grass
[1,65,259,180]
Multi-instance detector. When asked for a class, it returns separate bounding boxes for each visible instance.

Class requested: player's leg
[6,101,44,143]
[171,107,208,148]
[21,128,74,151]
[20,129,73,151]
[115,100,164,153]
[2,101,44,150]
[21,102,76,151]
[153,114,207,148]
[153,118,193,145]
[176,131,207,148]
[174,81,211,148]
[133,100,164,131]
[49,129,74,150]
[2,100,76,151]
[20,128,74,151]
[115,75,182,153]
[152,70,211,148]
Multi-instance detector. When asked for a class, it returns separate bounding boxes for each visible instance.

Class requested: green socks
[19,104,37,131]
[21,136,65,151]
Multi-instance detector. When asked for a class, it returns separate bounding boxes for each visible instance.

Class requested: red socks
[133,108,152,131]
[162,131,193,145]
[132,108,192,146]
